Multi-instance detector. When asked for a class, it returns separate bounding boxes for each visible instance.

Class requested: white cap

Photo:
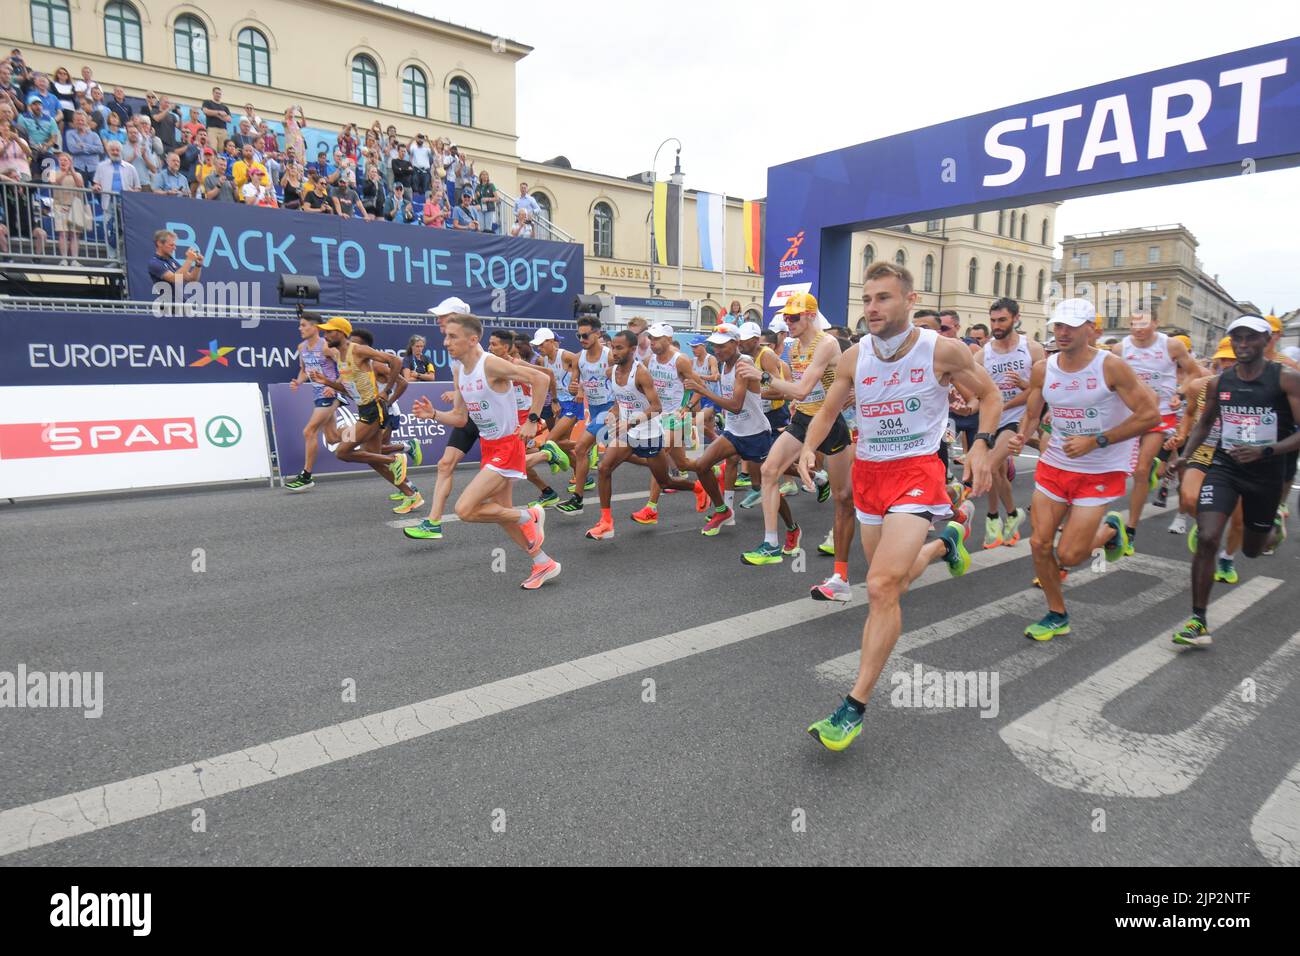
[815,311,832,331]
[428,296,471,317]
[529,328,556,346]
[1227,315,1272,335]
[1050,298,1096,327]
[768,316,789,333]
[647,322,675,338]
[1282,346,1300,363]
[737,321,762,341]
[708,322,740,344]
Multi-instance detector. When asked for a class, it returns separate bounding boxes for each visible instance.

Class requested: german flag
[653,180,680,266]
[743,200,764,274]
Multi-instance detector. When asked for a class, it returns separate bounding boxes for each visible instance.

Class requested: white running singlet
[1040,350,1135,474]
[983,337,1033,428]
[458,352,518,441]
[719,355,770,437]
[1120,332,1177,415]
[543,349,571,403]
[578,346,613,405]
[649,350,685,410]
[607,362,661,442]
[854,329,949,462]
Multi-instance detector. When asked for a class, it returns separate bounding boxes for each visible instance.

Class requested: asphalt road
[1,458,1297,866]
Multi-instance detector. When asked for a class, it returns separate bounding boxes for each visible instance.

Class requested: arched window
[174,15,209,74]
[1009,211,1017,239]
[1041,218,1049,246]
[1020,214,1028,241]
[993,263,1003,296]
[1016,265,1025,299]
[744,308,762,324]
[967,258,978,293]
[104,2,142,62]
[1037,269,1045,301]
[401,65,427,117]
[862,243,875,275]
[592,202,613,258]
[700,305,719,326]
[237,28,271,86]
[997,210,1005,235]
[923,254,934,293]
[894,248,906,267]
[32,0,73,50]
[532,191,552,225]
[448,77,472,127]
[352,54,379,107]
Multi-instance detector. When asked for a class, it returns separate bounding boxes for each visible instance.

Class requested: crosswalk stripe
[1251,760,1300,866]
[999,577,1292,797]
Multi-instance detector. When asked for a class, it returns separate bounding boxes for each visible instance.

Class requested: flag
[697,192,724,272]
[653,180,680,266]
[743,200,765,273]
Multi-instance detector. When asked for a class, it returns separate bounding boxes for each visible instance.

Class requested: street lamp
[648,137,682,297]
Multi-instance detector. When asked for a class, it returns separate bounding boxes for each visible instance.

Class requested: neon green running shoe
[1024,612,1071,641]
[403,519,443,540]
[1172,617,1212,647]
[741,541,784,566]
[808,697,864,752]
[1102,511,1128,563]
[588,444,599,470]
[1148,458,1161,491]
[940,521,971,577]
[542,440,571,474]
[389,490,406,501]
[528,488,560,509]
[407,439,423,468]
[1214,558,1239,584]
[734,472,753,488]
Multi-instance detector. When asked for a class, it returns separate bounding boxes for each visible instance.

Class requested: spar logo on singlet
[860,398,921,419]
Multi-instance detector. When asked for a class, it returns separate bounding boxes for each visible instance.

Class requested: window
[31,0,72,49]
[997,210,1004,235]
[448,77,472,127]
[967,258,978,294]
[238,28,271,86]
[862,243,875,275]
[174,15,209,74]
[1037,269,1045,301]
[401,65,427,117]
[1113,249,1125,267]
[993,263,1002,296]
[926,219,940,232]
[923,255,934,293]
[352,54,379,107]
[1041,218,1049,246]
[1079,252,1090,269]
[592,202,613,258]
[700,305,719,326]
[894,248,906,267]
[1016,265,1025,299]
[104,2,142,61]
[532,192,552,224]
[1148,245,1160,263]
[1009,211,1017,238]
[744,309,762,324]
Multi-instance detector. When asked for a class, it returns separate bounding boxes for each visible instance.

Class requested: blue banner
[121,192,584,322]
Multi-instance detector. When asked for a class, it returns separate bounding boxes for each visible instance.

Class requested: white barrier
[0,383,270,499]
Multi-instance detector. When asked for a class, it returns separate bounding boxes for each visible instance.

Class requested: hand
[796,445,816,491]
[411,396,436,420]
[289,378,299,391]
[307,370,327,385]
[1228,444,1266,465]
[1163,433,1181,452]
[1062,435,1096,458]
[439,390,455,406]
[567,381,581,398]
[519,421,538,442]
[185,247,199,260]
[1167,453,1185,476]
[1007,431,1025,456]
[1010,373,1031,390]
[968,445,993,497]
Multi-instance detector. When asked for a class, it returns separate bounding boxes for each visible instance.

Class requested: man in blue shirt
[151,152,188,195]
[451,191,478,230]
[25,75,61,124]
[16,98,59,178]
[146,227,204,290]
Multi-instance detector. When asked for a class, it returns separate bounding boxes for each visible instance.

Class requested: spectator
[280,162,304,209]
[201,87,232,152]
[147,94,181,150]
[62,110,104,178]
[151,152,188,195]
[422,191,445,228]
[515,181,541,221]
[121,121,156,186]
[46,151,86,265]
[25,74,61,127]
[241,165,278,207]
[193,146,216,190]
[88,86,110,126]
[402,336,436,381]
[7,49,31,89]
[307,147,332,181]
[300,169,332,213]
[359,165,386,220]
[50,67,76,125]
[16,97,59,178]
[202,154,237,202]
[73,66,101,100]
[240,102,262,131]
[390,142,413,192]
[0,119,32,180]
[99,109,127,149]
[231,144,267,200]
[385,182,415,223]
[147,227,203,285]
[181,104,204,143]
[0,63,22,117]
[93,139,141,193]
[509,208,533,238]
[455,148,475,205]
[282,105,306,160]
[408,132,432,195]
[339,123,358,161]
[0,163,49,260]
[330,171,361,217]
[451,190,478,230]
[105,86,133,128]
[475,169,497,233]
[74,95,102,132]
[233,117,258,151]
[172,129,205,191]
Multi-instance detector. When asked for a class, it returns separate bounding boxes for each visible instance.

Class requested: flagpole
[671,150,684,297]
[721,196,727,304]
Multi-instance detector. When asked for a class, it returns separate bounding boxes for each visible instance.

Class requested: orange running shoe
[694,480,709,513]
[521,558,561,590]
[631,505,659,525]
[585,516,615,540]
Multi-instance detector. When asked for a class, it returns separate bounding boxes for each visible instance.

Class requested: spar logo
[860,398,921,417]
[0,418,198,458]
[190,339,235,367]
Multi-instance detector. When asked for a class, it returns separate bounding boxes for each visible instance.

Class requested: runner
[350,327,424,514]
[486,329,560,509]
[979,297,1045,550]
[688,336,722,445]
[1114,310,1200,554]
[583,331,704,539]
[630,323,703,525]
[285,313,341,492]
[738,324,792,511]
[555,316,613,514]
[805,260,1000,752]
[409,314,560,590]
[530,327,581,455]
[1010,299,1161,641]
[1167,316,1300,645]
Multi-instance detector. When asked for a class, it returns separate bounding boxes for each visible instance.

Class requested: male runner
[556,316,613,514]
[804,260,1000,752]
[531,327,581,456]
[979,297,1046,549]
[584,331,704,539]
[1167,316,1300,645]
[1113,310,1200,554]
[351,327,423,514]
[409,314,560,590]
[630,323,702,525]
[486,329,560,509]
[1010,299,1160,641]
[737,324,792,511]
[285,313,340,491]
[688,336,722,445]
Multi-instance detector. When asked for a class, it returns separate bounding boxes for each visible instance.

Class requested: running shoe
[1032,569,1068,588]
[817,527,835,555]
[389,490,406,501]
[631,505,659,525]
[693,480,710,513]
[588,444,599,470]
[285,472,314,492]
[1102,512,1128,563]
[954,501,974,541]
[701,507,735,536]
[816,473,831,504]
[807,697,864,752]
[541,440,570,474]
[741,542,784,566]
[1187,522,1199,555]
[1025,611,1071,641]
[388,453,408,485]
[1148,458,1161,491]
[521,558,561,590]
[407,439,423,467]
[392,491,425,515]
[1172,618,1212,647]
[783,525,803,554]
[1002,510,1024,547]
[983,515,1003,550]
[1168,513,1188,534]
[1264,511,1287,556]
[556,495,584,515]
[739,489,763,510]
[947,480,966,506]
[779,479,799,497]
[811,574,852,602]
[734,472,753,489]
[403,519,442,540]
[1215,558,1239,584]
[567,475,597,493]
[1152,481,1168,508]
[939,521,971,577]
[523,505,546,555]
[585,516,615,540]
[528,488,560,509]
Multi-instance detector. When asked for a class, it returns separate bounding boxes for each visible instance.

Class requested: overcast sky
[412,0,1299,311]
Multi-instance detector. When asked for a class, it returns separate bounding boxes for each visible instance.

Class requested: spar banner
[120,192,585,321]
[2,310,580,389]
[268,381,476,480]
[0,383,270,499]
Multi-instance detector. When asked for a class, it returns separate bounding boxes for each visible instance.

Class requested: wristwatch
[527,412,541,424]
[1263,445,1275,458]
[1095,433,1111,448]
[760,372,772,386]
[973,432,995,449]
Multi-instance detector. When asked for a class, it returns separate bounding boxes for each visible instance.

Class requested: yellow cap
[1212,336,1235,361]
[1266,314,1282,333]
[1174,334,1191,349]
[316,316,353,335]
[782,291,818,316]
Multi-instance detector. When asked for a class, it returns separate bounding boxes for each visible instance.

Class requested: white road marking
[999,577,1293,797]
[386,489,648,528]
[815,554,1187,704]
[1251,760,1300,866]
[0,534,1030,858]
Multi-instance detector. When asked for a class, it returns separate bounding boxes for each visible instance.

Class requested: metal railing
[496,191,575,244]
[0,178,125,273]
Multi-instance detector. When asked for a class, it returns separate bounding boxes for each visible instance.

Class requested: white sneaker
[1168,513,1188,534]
[810,574,853,602]
[70,259,82,267]
[58,258,68,266]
